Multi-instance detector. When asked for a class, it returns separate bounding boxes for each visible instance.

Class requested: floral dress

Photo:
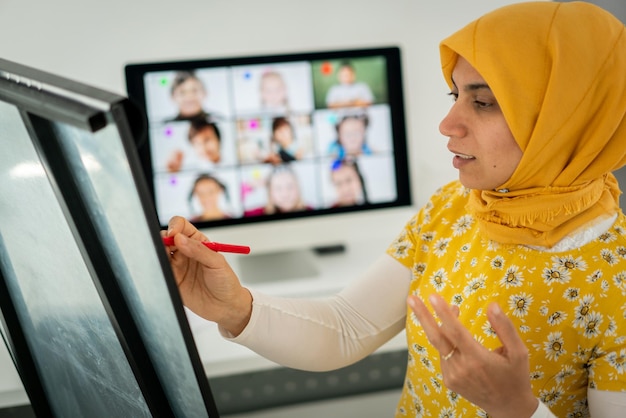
[388,181,626,417]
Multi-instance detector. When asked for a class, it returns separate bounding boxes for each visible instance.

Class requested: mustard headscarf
[439,1,626,248]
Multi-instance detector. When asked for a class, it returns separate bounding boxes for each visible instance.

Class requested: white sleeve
[220,254,411,371]
[530,388,626,417]
[588,388,626,417]
[530,401,556,418]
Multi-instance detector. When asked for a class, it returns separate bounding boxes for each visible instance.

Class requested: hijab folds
[440,1,626,247]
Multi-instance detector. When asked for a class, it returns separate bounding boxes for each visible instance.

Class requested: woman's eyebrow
[464,83,491,92]
[450,78,491,92]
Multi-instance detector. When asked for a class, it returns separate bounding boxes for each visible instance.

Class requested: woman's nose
[439,103,465,138]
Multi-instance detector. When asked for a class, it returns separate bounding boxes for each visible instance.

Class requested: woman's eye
[447,92,458,101]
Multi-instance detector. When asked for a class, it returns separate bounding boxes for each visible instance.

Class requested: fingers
[428,294,471,349]
[174,234,223,267]
[487,302,528,360]
[166,216,187,236]
[166,216,208,241]
[407,295,456,355]
[408,294,476,359]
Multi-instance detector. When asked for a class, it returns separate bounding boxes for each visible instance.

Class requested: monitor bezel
[124,46,412,230]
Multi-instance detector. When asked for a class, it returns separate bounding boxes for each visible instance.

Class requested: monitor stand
[235,249,319,284]
[232,244,347,285]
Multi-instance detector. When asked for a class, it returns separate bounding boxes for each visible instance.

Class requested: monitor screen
[125,47,411,232]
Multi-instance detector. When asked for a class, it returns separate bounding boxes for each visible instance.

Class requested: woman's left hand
[407,294,539,418]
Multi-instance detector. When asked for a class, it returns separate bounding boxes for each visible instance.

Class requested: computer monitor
[125,47,412,283]
[0,58,219,417]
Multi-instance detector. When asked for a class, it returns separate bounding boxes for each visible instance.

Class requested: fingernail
[491,303,502,316]
[428,294,439,307]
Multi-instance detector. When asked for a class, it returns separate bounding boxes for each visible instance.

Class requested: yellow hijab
[439,1,626,247]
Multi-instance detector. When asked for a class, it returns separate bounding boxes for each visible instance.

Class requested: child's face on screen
[194,178,222,210]
[338,118,366,155]
[338,66,356,85]
[269,171,300,211]
[332,164,362,206]
[260,73,287,108]
[172,78,206,117]
[273,124,294,148]
[190,126,221,163]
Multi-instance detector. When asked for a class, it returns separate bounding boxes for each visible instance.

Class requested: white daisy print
[563,287,580,301]
[573,295,595,328]
[446,390,459,405]
[529,370,544,380]
[598,231,617,243]
[438,407,456,418]
[606,349,626,374]
[413,263,427,277]
[500,265,524,288]
[429,268,447,291]
[612,271,626,290]
[555,365,575,383]
[451,294,463,306]
[542,267,571,285]
[539,386,564,407]
[421,232,435,242]
[490,255,505,270]
[554,255,587,271]
[600,249,619,265]
[420,356,435,372]
[583,312,603,339]
[509,293,534,317]
[547,310,567,326]
[544,332,566,361]
[430,377,442,393]
[464,275,486,297]
[452,214,473,236]
[606,318,617,337]
[433,238,451,257]
[390,241,412,258]
[601,279,610,293]
[587,269,603,283]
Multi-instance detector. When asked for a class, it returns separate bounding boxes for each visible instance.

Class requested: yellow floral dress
[388,181,626,417]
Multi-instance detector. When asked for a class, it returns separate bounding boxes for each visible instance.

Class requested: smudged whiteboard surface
[0,98,209,417]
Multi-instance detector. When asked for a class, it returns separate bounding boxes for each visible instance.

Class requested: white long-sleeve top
[220,252,625,417]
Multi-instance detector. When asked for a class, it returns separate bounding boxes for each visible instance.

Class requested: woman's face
[269,171,300,211]
[439,56,522,191]
[332,164,362,206]
[338,118,366,155]
[172,78,206,117]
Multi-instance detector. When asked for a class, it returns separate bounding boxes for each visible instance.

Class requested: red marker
[162,236,250,254]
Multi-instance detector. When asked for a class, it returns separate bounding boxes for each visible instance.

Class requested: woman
[165,2,626,416]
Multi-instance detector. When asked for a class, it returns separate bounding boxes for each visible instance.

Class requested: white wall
[0,0,529,208]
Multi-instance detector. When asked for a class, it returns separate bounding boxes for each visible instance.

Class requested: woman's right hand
[164,216,252,336]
